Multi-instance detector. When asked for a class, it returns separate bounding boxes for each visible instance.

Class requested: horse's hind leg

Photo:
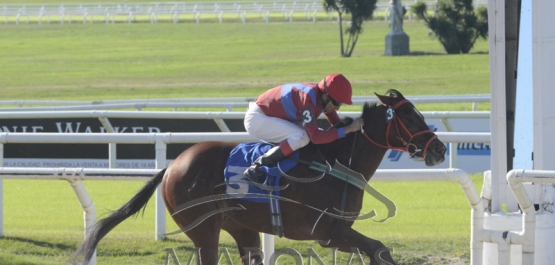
[222,220,263,265]
[170,209,223,264]
[319,223,396,265]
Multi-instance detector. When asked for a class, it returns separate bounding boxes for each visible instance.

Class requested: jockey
[243,73,365,184]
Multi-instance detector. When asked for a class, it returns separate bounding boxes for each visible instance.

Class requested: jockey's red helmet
[318,74,353,105]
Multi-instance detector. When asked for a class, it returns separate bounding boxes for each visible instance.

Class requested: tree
[411,0,488,54]
[323,0,378,57]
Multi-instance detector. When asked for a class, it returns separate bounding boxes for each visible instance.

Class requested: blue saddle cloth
[224,142,299,203]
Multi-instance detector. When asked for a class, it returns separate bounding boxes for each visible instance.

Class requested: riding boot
[244,146,285,184]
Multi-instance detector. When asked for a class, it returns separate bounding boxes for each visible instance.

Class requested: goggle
[323,79,342,107]
[329,96,342,107]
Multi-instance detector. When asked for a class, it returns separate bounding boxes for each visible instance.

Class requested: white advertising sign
[378,118,490,173]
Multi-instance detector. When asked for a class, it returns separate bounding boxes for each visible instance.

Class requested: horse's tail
[72,168,166,265]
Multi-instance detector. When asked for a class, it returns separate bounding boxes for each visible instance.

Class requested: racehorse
[73,89,446,265]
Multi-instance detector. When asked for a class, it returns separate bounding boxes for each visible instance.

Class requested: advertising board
[0,117,490,173]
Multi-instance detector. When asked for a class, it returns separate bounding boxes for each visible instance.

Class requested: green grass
[0,19,489,264]
[0,21,490,112]
[1,175,483,264]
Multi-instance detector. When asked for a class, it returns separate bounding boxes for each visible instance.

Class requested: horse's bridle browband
[360,99,437,158]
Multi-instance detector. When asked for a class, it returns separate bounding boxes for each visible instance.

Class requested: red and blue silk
[255,83,345,147]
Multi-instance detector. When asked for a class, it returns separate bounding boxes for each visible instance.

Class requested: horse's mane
[319,103,379,165]
[332,89,406,129]
[361,103,379,122]
[332,117,354,129]
[332,102,380,130]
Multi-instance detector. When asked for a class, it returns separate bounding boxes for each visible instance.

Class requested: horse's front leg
[318,222,396,265]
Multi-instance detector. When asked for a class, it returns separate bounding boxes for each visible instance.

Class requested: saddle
[224,142,300,237]
[224,142,299,203]
[223,142,397,237]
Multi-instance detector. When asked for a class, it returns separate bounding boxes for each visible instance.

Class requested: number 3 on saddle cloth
[224,142,300,237]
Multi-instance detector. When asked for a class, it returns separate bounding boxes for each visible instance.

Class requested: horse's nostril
[438,146,446,154]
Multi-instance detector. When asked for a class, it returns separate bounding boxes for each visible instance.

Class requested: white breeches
[244,102,310,151]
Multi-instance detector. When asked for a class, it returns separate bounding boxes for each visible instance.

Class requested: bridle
[360,99,437,158]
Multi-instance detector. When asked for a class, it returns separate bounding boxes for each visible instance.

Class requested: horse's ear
[374,92,395,106]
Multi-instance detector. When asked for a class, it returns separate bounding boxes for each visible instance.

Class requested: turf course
[0,21,490,110]
[0,19,489,264]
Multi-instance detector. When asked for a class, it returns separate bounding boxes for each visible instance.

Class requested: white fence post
[0,178,2,238]
[98,117,117,168]
[263,234,274,264]
[68,178,97,265]
[155,139,167,240]
[0,143,3,237]
[449,142,457,168]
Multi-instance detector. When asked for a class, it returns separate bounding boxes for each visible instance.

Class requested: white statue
[390,0,404,33]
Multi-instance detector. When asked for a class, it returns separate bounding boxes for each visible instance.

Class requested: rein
[339,131,358,217]
[360,99,437,158]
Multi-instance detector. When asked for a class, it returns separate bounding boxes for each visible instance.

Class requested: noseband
[361,99,437,158]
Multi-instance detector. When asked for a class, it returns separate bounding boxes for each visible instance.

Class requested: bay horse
[73,89,446,265]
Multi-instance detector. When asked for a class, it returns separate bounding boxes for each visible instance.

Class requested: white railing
[0,95,490,263]
[0,165,487,265]
[2,0,488,24]
[0,167,159,265]
[0,109,490,129]
[500,170,555,265]
[0,132,489,228]
[0,0,355,24]
[0,131,489,265]
[9,137,549,265]
[0,94,491,111]
[0,109,490,170]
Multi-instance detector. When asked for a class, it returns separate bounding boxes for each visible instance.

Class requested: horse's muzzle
[424,138,446,166]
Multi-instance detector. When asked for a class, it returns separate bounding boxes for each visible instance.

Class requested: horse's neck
[344,107,390,181]
[351,139,388,182]
[318,132,388,182]
[312,105,393,181]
